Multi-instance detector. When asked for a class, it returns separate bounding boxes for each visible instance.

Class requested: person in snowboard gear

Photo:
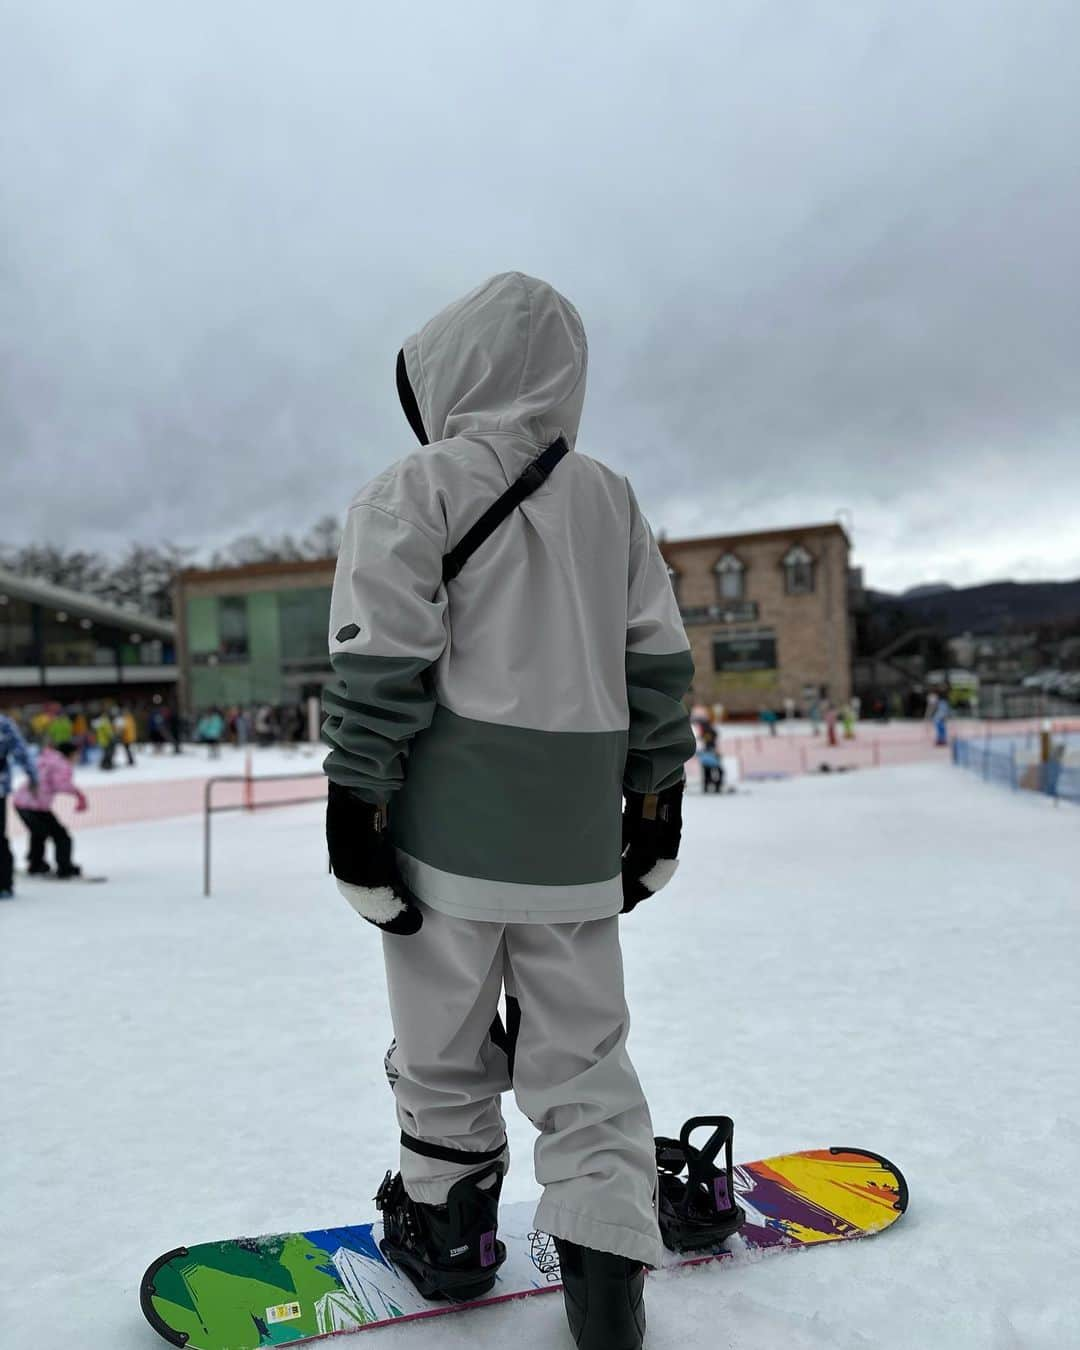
[1,712,39,899]
[13,740,87,878]
[694,715,724,793]
[323,273,695,1347]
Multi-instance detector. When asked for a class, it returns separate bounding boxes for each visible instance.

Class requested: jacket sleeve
[623,484,696,795]
[322,501,448,804]
[3,719,37,783]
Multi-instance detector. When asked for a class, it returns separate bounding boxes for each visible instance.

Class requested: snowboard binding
[375,1163,506,1302]
[656,1115,746,1253]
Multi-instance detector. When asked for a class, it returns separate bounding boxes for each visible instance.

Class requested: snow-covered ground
[2,762,1077,1349]
[58,740,326,786]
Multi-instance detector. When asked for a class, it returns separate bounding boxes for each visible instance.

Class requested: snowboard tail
[140,1147,907,1349]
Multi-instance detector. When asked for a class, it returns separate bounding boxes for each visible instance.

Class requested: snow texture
[1,761,1078,1349]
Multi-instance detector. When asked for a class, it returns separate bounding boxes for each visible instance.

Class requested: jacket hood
[397,272,587,450]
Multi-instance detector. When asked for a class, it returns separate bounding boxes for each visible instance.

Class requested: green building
[175,559,335,713]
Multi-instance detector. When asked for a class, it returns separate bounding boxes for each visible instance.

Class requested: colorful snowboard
[141,1147,907,1349]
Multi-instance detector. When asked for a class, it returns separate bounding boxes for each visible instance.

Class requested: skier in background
[323,274,694,1350]
[48,705,74,746]
[116,707,137,766]
[931,690,951,747]
[234,706,252,747]
[254,703,276,748]
[71,709,93,764]
[165,704,183,754]
[13,740,87,879]
[841,703,856,740]
[196,708,225,759]
[0,711,39,899]
[148,705,168,754]
[94,709,116,770]
[695,715,725,793]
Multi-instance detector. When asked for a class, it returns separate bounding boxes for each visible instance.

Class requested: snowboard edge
[828,1147,909,1213]
[141,1246,191,1347]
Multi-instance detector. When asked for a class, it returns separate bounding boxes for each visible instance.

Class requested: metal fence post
[204,778,213,897]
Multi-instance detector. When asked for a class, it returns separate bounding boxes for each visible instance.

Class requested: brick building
[660,522,853,715]
[174,522,854,721]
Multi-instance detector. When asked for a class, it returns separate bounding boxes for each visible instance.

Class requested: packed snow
[2,762,1078,1349]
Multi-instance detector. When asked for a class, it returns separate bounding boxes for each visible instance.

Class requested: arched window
[713,553,745,602]
[782,545,815,596]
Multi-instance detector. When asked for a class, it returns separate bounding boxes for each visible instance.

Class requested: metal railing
[203,770,326,895]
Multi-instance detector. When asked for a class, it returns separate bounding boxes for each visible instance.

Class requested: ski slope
[2,762,1077,1349]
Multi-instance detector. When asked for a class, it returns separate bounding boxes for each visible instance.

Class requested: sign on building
[712,631,778,688]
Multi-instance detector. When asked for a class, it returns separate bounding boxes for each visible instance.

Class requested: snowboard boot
[375,1163,505,1302]
[656,1115,746,1253]
[55,865,82,880]
[27,862,51,876]
[553,1238,646,1350]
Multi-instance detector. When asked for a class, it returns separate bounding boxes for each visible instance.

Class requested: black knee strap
[400,1132,507,1166]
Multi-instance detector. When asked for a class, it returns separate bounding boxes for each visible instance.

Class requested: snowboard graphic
[141,1147,906,1348]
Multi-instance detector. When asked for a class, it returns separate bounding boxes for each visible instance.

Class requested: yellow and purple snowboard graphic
[141,1147,907,1349]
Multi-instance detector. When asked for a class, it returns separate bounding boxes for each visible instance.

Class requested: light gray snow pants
[381,902,663,1268]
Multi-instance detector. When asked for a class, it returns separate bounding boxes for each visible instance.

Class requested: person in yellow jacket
[94,711,116,771]
[117,708,137,767]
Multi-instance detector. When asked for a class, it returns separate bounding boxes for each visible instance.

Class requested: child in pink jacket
[13,742,88,878]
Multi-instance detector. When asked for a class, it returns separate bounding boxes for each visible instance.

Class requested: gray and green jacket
[323,272,694,923]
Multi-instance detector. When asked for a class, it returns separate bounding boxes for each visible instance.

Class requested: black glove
[326,781,423,935]
[620,781,684,914]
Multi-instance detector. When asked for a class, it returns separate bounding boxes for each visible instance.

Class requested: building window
[218,596,249,658]
[782,545,815,596]
[279,587,332,666]
[713,553,745,602]
[0,596,37,667]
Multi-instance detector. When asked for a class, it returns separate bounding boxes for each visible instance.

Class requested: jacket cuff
[334,878,409,924]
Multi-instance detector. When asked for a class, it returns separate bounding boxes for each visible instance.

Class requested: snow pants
[0,797,13,892]
[381,903,663,1268]
[16,808,73,873]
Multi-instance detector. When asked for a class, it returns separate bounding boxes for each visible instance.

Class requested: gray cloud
[2,0,1078,593]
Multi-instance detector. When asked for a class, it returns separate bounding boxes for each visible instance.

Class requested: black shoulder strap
[442,436,570,584]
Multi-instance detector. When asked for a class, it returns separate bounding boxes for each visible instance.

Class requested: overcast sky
[2,0,1078,593]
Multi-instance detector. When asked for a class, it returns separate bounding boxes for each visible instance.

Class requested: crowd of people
[0,697,318,898]
[0,700,181,767]
[192,702,313,757]
[0,698,316,765]
[690,695,866,792]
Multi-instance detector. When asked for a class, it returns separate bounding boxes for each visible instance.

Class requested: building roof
[660,521,851,558]
[0,564,176,640]
[176,557,336,586]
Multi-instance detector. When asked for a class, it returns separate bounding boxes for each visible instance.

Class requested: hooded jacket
[323,272,694,923]
[13,745,76,813]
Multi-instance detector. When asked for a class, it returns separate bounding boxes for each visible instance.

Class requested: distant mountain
[901,583,955,598]
[866,578,1080,635]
